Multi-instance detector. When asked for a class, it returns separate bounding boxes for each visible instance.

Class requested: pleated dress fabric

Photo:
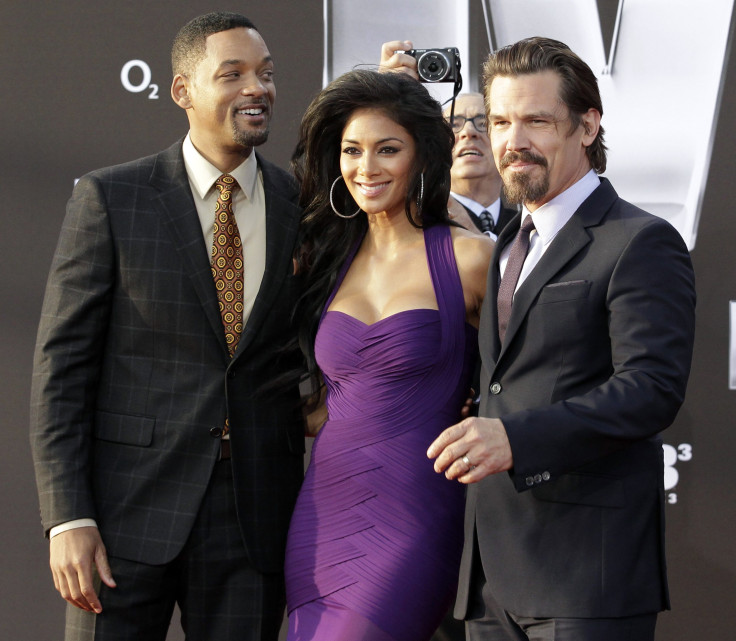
[285,224,477,641]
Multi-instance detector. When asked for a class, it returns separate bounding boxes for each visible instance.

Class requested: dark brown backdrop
[1,2,734,639]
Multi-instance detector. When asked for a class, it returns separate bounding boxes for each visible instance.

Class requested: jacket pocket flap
[537,280,591,304]
[94,410,155,447]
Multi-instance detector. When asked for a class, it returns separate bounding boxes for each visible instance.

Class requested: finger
[457,463,486,484]
[432,432,473,474]
[95,546,117,590]
[427,419,468,459]
[62,566,95,612]
[444,452,477,481]
[70,562,98,612]
[380,40,412,62]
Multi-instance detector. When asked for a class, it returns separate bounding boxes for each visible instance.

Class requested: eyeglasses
[449,114,488,133]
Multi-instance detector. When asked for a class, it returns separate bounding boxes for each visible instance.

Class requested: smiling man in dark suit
[30,12,304,641]
[428,37,696,641]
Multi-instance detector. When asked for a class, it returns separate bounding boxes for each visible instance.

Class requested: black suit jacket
[455,178,695,619]
[30,140,305,572]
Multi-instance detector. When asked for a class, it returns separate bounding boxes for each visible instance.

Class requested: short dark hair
[292,69,455,388]
[171,12,258,76]
[483,37,607,173]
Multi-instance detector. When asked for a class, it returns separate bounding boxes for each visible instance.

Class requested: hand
[427,417,513,483]
[459,388,476,419]
[49,526,116,613]
[304,402,328,437]
[378,40,419,80]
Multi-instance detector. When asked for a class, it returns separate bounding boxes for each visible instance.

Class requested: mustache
[499,151,547,170]
[233,99,271,112]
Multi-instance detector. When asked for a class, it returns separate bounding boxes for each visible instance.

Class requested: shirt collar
[525,170,600,246]
[182,133,259,200]
[451,192,501,219]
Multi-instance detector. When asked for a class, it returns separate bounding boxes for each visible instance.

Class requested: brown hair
[483,37,607,173]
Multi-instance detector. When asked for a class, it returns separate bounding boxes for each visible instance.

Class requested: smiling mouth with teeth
[237,107,265,116]
[459,149,482,157]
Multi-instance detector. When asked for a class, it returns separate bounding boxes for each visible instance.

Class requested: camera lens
[417,51,450,82]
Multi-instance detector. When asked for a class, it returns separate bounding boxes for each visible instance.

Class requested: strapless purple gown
[285,224,478,641]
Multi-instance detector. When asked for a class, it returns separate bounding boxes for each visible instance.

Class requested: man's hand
[379,40,419,80]
[49,526,116,613]
[427,417,513,483]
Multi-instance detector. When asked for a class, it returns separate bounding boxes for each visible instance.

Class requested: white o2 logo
[121,60,159,99]
[663,442,692,504]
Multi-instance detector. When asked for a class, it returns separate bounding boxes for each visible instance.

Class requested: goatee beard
[233,124,271,149]
[499,150,549,205]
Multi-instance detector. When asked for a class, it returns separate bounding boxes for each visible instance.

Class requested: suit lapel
[232,154,300,358]
[499,216,591,352]
[150,141,230,354]
[489,179,617,369]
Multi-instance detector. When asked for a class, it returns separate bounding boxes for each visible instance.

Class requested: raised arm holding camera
[380,41,515,239]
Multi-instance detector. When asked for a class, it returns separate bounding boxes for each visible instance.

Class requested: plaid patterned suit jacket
[30,140,305,572]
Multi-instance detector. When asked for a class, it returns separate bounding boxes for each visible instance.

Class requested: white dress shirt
[499,170,600,294]
[451,192,502,238]
[183,133,267,325]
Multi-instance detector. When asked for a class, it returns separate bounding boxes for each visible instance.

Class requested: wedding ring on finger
[462,454,476,470]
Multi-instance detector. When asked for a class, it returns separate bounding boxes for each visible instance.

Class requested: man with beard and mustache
[30,12,304,641]
[428,38,696,641]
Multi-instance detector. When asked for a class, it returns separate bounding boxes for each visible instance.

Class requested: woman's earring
[415,172,425,213]
[330,176,361,219]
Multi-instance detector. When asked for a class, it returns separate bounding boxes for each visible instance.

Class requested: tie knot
[478,210,495,234]
[520,214,535,233]
[215,174,239,200]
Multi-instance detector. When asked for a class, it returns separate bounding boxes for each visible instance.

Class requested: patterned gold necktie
[211,174,243,356]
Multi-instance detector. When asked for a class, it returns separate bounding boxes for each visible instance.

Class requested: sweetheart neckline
[324,308,439,328]
[324,309,478,332]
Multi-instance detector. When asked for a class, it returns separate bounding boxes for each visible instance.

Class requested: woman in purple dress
[285,70,494,641]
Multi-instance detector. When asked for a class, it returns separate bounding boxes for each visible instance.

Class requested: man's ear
[171,74,191,109]
[581,108,601,146]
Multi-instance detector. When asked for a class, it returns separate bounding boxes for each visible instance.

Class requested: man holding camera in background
[381,41,516,239]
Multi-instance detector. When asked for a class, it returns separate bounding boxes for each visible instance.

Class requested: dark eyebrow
[487,110,556,121]
[217,56,274,70]
[341,137,404,145]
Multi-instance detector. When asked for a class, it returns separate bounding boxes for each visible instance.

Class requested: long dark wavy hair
[291,69,455,394]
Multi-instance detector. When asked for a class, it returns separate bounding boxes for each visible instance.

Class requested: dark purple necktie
[497,215,535,342]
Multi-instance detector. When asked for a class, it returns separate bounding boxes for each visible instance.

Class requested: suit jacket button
[542,471,551,481]
[533,474,542,484]
[490,382,502,395]
[209,426,223,438]
[525,476,535,487]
